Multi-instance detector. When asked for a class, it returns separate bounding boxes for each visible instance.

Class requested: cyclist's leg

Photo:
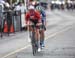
[35,27,41,52]
[30,25,37,55]
[29,25,32,38]
[31,25,35,44]
[35,28,39,44]
[40,24,45,48]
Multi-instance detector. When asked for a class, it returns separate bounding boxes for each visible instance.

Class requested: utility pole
[24,0,27,9]
[10,0,12,5]
[17,0,19,2]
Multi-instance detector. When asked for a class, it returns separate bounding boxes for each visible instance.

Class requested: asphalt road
[0,9,75,58]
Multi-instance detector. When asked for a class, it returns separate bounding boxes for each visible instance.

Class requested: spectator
[0,0,5,32]
[14,2,26,30]
[4,1,12,35]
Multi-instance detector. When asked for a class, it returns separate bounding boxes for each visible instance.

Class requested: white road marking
[1,45,31,58]
[1,24,73,58]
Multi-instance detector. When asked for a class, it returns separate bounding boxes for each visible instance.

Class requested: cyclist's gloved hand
[30,16,34,19]
[36,23,42,26]
[44,25,46,31]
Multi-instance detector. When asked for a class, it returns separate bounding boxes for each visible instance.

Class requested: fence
[0,6,26,38]
[0,5,3,37]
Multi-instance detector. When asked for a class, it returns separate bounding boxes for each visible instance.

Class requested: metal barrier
[0,9,23,38]
[0,5,3,37]
[0,5,27,38]
[13,10,22,32]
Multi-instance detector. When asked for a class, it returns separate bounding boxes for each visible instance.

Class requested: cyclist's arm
[25,12,30,30]
[35,11,41,23]
[42,11,47,29]
[44,14,46,29]
[44,12,46,27]
[41,10,46,27]
[25,12,30,24]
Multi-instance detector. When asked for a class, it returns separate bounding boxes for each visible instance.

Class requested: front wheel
[32,44,37,56]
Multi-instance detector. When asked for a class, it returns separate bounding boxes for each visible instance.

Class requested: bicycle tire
[31,31,38,56]
[32,44,37,56]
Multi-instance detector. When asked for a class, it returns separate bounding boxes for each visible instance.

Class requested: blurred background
[0,0,75,58]
[0,0,75,38]
[0,0,75,32]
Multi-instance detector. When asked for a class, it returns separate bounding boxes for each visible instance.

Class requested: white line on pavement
[1,24,73,58]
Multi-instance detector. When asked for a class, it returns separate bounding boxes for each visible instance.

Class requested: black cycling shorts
[30,19,40,29]
[40,20,46,30]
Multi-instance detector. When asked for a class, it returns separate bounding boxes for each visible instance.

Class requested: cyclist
[35,3,46,48]
[25,5,42,52]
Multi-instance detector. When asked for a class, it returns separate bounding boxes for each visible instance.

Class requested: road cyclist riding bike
[35,3,46,49]
[25,5,42,55]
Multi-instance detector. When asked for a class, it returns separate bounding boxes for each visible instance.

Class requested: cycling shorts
[36,19,45,31]
[29,19,40,29]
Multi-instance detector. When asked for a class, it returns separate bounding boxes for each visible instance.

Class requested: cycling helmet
[28,5,35,10]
